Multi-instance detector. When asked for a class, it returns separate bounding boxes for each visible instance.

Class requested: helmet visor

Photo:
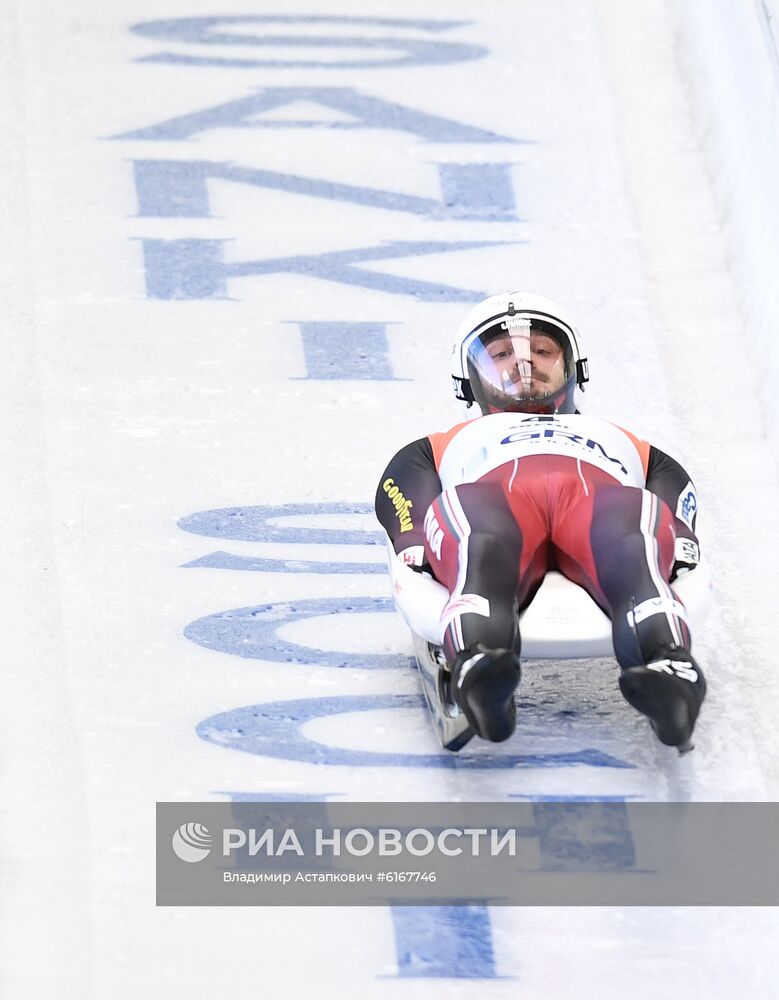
[467,317,575,413]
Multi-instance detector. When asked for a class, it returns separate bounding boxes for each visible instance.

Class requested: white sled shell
[385,540,713,660]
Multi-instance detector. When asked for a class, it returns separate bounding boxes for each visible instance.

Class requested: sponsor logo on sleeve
[676,482,698,529]
[399,545,425,566]
[674,537,699,568]
[383,477,414,533]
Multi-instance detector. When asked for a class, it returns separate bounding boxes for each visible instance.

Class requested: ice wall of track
[674,0,779,460]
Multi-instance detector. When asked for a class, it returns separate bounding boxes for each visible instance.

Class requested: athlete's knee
[600,530,657,584]
[467,530,520,585]
[614,530,649,561]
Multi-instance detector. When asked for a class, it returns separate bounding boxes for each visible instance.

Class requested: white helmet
[451,291,589,415]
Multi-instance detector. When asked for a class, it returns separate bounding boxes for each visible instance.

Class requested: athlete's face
[485,333,566,397]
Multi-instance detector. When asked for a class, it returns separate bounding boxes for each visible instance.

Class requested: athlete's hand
[397,545,433,577]
[671,537,700,581]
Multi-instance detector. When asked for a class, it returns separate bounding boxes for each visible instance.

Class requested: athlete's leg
[424,479,547,665]
[423,478,545,741]
[424,481,519,666]
[553,485,689,665]
[553,484,705,747]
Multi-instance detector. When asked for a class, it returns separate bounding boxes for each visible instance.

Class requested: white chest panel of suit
[434,412,648,490]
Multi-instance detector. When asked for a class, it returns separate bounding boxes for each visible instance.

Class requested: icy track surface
[2,1,778,997]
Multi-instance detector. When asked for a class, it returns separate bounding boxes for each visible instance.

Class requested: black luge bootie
[451,645,521,743]
[619,648,706,749]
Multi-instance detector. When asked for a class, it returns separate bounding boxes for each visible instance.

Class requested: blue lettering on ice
[182,552,385,574]
[131,159,518,222]
[291,321,406,382]
[184,597,413,669]
[196,694,635,769]
[139,239,512,301]
[113,87,516,143]
[140,239,226,301]
[510,794,635,801]
[217,791,344,802]
[218,800,340,871]
[178,502,383,545]
[510,796,641,871]
[130,15,487,70]
[391,906,499,979]
[528,802,635,871]
[437,162,518,220]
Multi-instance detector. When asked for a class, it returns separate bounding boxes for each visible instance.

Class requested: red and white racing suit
[375,412,700,668]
